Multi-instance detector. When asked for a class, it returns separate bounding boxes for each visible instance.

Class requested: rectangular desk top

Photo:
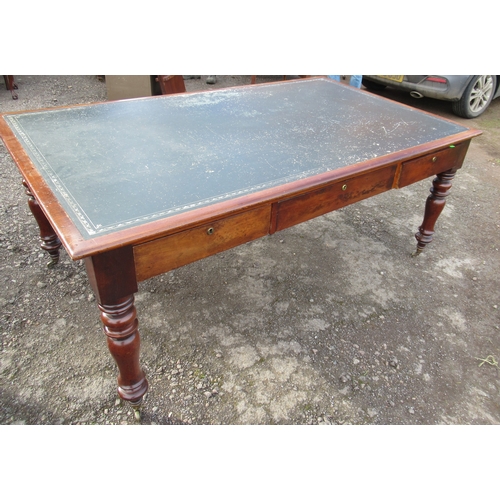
[0,78,480,259]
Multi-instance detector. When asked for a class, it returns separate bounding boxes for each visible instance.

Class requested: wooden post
[23,180,61,267]
[415,168,457,254]
[85,246,148,417]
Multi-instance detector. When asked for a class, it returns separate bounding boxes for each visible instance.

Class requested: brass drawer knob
[432,156,437,162]
[342,184,348,191]
[207,227,214,235]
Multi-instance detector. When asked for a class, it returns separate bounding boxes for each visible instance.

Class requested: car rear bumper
[363,76,469,102]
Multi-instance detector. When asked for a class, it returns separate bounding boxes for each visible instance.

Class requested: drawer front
[134,205,271,281]
[398,141,469,188]
[275,164,397,232]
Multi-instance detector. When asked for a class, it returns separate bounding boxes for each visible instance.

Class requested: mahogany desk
[0,78,481,417]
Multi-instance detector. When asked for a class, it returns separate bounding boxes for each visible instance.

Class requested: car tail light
[425,77,448,84]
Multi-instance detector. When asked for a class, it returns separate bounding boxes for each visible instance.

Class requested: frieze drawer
[134,205,271,281]
[398,141,470,188]
[275,164,397,232]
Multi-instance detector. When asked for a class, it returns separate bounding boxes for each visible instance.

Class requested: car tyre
[452,75,497,118]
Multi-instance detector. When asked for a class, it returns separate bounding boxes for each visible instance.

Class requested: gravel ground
[1,75,499,426]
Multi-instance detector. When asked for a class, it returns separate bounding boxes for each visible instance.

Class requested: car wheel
[452,75,497,118]
[361,78,387,91]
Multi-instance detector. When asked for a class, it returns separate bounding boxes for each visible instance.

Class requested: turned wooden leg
[414,168,457,255]
[99,295,148,419]
[23,180,61,267]
[85,246,148,420]
[4,75,18,99]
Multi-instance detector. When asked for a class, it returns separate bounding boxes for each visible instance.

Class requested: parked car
[362,75,500,119]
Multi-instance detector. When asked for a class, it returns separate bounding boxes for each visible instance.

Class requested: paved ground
[0,75,499,425]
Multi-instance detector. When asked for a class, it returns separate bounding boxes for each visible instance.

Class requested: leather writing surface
[5,79,467,239]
